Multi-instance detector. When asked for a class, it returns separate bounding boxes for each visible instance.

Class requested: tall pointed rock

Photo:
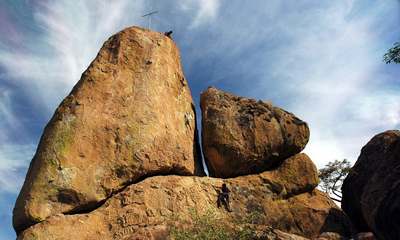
[13,26,203,233]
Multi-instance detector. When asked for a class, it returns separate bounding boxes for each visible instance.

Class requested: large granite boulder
[18,153,351,240]
[342,130,400,240]
[13,26,203,233]
[201,87,309,178]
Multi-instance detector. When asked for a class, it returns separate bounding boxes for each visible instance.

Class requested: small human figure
[164,30,173,38]
[217,183,232,212]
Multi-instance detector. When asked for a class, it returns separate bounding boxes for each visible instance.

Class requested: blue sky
[0,0,399,238]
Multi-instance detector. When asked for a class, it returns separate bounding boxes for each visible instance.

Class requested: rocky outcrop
[256,228,309,240]
[342,130,400,240]
[201,87,309,178]
[14,26,351,240]
[13,26,203,233]
[18,153,350,240]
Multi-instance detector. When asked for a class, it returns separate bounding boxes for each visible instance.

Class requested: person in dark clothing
[217,183,232,212]
[164,30,173,38]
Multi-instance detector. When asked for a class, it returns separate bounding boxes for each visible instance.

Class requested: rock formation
[201,87,309,178]
[18,153,350,240]
[13,26,203,233]
[342,130,400,240]
[14,26,351,240]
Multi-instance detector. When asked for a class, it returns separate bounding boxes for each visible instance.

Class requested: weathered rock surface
[354,232,376,240]
[256,227,310,240]
[342,130,400,240]
[18,153,350,240]
[201,87,310,178]
[13,26,203,233]
[314,232,346,240]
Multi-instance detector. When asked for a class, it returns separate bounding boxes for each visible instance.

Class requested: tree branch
[329,196,342,203]
[331,189,342,199]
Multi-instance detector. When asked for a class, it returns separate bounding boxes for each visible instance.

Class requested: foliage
[170,208,231,240]
[384,42,400,64]
[318,159,351,202]
[233,210,264,240]
[169,208,262,240]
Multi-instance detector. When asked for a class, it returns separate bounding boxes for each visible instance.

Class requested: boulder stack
[342,130,400,240]
[14,26,351,240]
[18,153,350,240]
[201,87,310,178]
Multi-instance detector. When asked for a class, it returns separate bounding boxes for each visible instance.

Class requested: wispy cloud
[179,0,221,28]
[0,88,35,193]
[0,89,20,143]
[178,0,400,167]
[0,0,225,196]
[0,144,35,194]
[265,1,400,166]
[0,0,146,112]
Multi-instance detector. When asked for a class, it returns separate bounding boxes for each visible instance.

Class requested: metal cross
[142,10,158,29]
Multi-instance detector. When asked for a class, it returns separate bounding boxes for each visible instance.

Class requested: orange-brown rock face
[13,26,203,233]
[18,153,350,240]
[201,87,310,178]
[342,130,400,240]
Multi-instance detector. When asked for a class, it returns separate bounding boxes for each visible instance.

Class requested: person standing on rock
[217,183,232,212]
[164,30,173,38]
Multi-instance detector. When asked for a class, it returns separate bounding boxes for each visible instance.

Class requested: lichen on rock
[13,26,203,233]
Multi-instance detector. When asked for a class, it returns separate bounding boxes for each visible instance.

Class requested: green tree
[384,42,400,64]
[318,159,351,202]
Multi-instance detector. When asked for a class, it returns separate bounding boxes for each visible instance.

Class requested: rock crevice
[18,152,351,240]
[63,168,191,216]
